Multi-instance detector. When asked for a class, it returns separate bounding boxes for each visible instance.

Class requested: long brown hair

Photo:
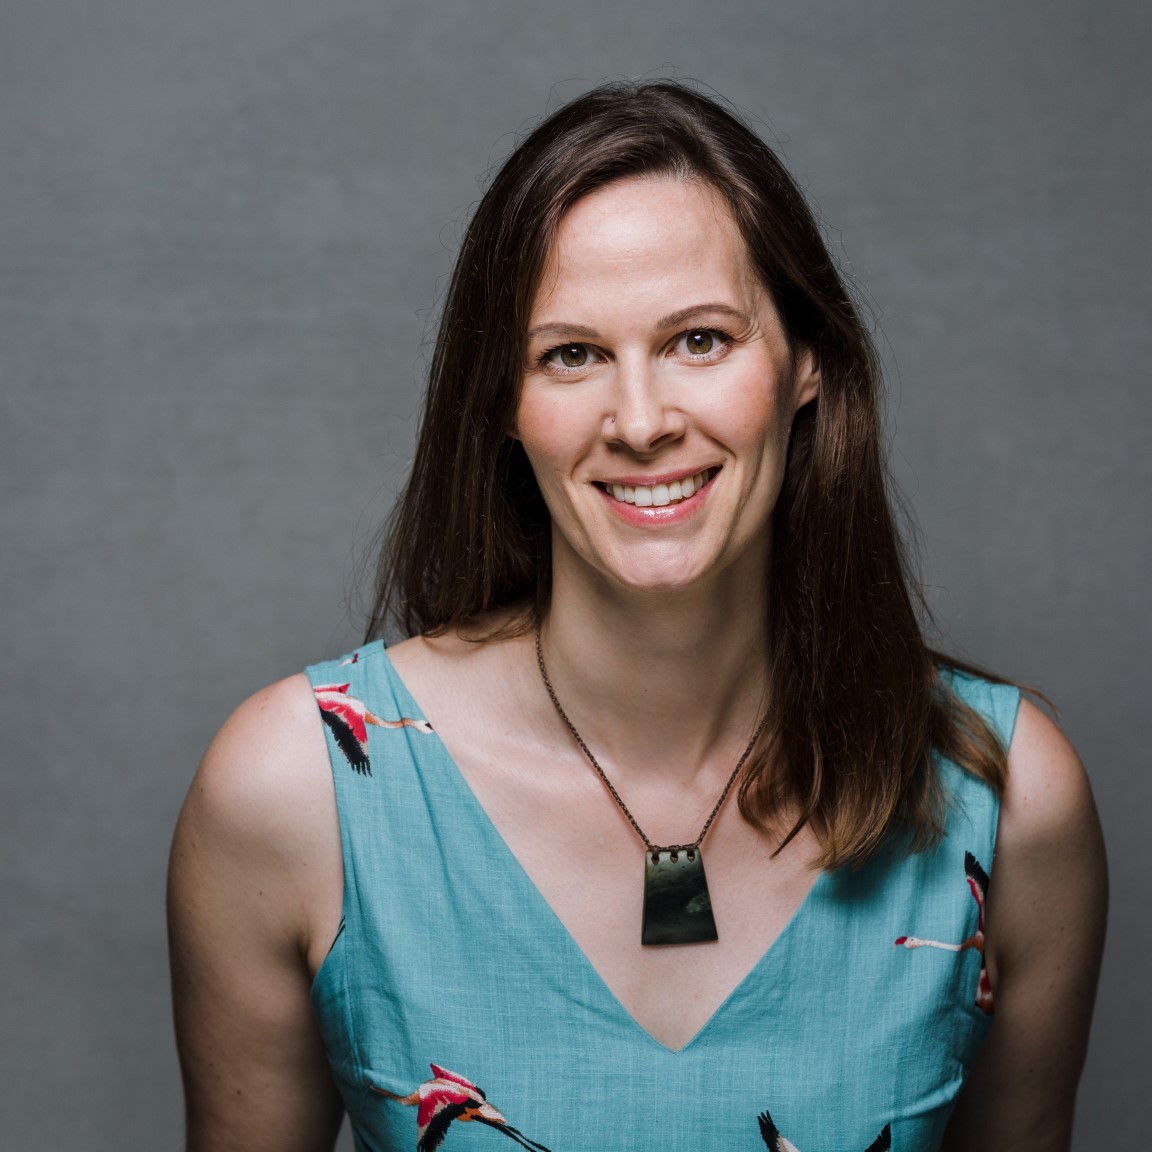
[367,81,1007,868]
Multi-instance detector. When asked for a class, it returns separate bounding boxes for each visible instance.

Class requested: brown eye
[685,330,714,355]
[558,344,588,368]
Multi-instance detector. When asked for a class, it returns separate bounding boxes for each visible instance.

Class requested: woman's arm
[168,675,345,1152]
[943,698,1108,1152]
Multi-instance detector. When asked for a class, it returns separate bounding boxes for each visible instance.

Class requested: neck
[538,553,771,791]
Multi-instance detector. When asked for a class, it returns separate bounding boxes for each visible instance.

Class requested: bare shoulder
[169,674,345,1151]
[200,673,331,795]
[171,672,342,973]
[180,674,336,881]
[1000,698,1104,855]
[991,699,1108,963]
[991,697,1108,961]
[944,696,1107,1150]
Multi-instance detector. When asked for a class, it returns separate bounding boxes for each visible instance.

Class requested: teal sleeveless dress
[306,643,1018,1152]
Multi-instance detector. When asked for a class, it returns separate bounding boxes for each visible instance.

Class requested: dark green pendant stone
[641,848,719,946]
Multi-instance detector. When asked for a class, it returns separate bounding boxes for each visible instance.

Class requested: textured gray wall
[2,2,1148,1149]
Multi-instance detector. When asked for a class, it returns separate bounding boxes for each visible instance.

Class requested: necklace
[535,628,769,946]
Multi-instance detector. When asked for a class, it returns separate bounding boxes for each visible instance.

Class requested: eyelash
[536,328,735,376]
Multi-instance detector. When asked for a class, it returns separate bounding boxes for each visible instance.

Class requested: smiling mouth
[596,467,718,508]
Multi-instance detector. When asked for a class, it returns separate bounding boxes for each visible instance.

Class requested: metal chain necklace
[535,628,770,946]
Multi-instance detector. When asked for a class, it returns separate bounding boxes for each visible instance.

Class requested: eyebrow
[526,322,601,340]
[526,303,753,341]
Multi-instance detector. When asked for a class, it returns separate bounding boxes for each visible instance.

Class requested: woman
[168,82,1106,1152]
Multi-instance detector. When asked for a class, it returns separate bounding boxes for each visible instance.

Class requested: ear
[792,345,821,410]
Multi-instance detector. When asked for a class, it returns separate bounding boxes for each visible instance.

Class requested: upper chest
[387,637,825,1050]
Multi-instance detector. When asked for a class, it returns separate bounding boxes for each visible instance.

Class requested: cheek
[719,374,793,459]
[513,394,584,488]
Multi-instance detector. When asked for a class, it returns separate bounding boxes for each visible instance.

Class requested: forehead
[531,177,759,318]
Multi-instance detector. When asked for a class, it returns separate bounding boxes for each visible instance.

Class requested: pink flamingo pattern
[894,850,994,1014]
[313,682,433,775]
[759,1109,891,1151]
[372,1064,552,1152]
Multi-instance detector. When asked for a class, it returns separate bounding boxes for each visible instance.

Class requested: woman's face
[514,177,819,597]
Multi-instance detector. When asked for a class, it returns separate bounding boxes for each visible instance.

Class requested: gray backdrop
[2,1,1148,1148]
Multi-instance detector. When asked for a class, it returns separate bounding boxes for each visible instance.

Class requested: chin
[596,556,722,595]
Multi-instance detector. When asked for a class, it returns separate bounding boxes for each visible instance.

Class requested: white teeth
[603,468,714,507]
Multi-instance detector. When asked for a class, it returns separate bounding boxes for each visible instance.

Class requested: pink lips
[599,465,716,489]
[597,467,718,524]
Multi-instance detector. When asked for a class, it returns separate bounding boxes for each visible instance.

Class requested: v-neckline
[377,646,828,1055]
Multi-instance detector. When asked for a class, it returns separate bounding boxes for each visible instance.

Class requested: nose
[605,355,685,454]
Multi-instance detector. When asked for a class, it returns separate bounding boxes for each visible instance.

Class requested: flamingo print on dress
[894,850,994,1014]
[313,682,433,774]
[372,1064,552,1152]
[758,1109,891,1151]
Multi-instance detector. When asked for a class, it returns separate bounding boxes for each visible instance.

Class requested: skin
[169,178,1107,1151]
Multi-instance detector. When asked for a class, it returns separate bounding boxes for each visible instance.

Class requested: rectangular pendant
[641,848,719,946]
